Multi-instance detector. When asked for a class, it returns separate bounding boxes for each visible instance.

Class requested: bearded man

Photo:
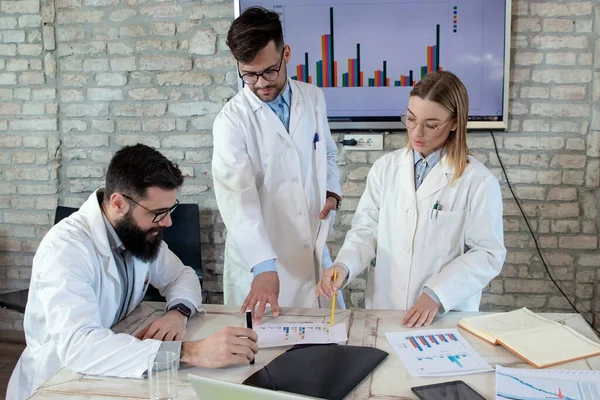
[8,144,259,399]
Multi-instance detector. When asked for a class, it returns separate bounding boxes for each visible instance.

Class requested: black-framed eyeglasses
[238,48,285,84]
[121,193,179,223]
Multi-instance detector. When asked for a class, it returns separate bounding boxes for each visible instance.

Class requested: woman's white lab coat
[212,79,341,308]
[7,191,203,400]
[335,148,506,312]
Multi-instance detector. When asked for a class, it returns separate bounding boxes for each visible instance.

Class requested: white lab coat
[212,79,341,308]
[336,148,506,312]
[7,191,203,400]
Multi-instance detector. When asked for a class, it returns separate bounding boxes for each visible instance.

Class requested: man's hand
[401,292,440,328]
[135,310,187,341]
[241,271,280,324]
[181,327,259,368]
[316,265,348,299]
[319,196,337,219]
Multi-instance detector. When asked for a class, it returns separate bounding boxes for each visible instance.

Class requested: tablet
[411,380,485,400]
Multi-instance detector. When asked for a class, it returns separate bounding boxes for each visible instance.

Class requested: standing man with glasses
[212,6,343,324]
[8,144,259,400]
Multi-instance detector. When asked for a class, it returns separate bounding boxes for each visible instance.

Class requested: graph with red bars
[291,7,442,88]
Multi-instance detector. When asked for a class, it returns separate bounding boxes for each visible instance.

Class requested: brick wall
[0,0,60,330]
[0,0,599,331]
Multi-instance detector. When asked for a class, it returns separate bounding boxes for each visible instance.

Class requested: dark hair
[104,144,184,202]
[226,6,284,63]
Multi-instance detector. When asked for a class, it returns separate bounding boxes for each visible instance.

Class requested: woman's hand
[316,265,348,299]
[402,292,440,328]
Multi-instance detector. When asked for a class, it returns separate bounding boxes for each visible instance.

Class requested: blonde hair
[408,70,469,184]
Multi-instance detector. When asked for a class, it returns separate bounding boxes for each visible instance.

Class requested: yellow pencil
[330,268,338,326]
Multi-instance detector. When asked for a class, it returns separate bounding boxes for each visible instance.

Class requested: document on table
[385,328,493,377]
[256,323,348,348]
[496,365,600,400]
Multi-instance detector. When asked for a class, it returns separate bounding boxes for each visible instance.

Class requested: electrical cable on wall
[489,131,600,337]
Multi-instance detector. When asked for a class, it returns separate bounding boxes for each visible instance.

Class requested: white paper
[385,328,493,377]
[256,323,347,348]
[496,365,600,400]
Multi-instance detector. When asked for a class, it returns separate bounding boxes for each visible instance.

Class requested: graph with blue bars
[417,354,468,368]
[386,329,493,375]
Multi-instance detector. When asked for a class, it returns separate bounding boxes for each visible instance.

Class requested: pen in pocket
[431,201,442,219]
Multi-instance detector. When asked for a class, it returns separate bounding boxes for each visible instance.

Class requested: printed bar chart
[257,323,347,348]
[407,333,458,351]
[416,353,469,369]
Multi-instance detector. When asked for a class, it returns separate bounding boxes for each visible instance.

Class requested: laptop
[188,374,322,399]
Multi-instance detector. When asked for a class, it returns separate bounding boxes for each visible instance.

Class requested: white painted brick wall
[0,0,60,330]
[0,0,598,331]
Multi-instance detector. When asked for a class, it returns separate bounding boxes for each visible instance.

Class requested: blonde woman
[317,71,506,328]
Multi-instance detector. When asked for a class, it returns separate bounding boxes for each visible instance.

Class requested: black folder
[243,343,389,399]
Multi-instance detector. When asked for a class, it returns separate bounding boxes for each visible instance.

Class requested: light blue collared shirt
[266,81,291,132]
[258,81,345,307]
[101,213,135,326]
[413,148,444,190]
[413,149,445,311]
[255,82,296,274]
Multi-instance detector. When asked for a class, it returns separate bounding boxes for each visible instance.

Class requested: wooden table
[29,303,600,399]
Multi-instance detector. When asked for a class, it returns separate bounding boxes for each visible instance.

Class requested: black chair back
[54,206,78,224]
[144,204,203,301]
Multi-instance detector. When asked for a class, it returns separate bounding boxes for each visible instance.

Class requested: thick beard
[114,211,163,263]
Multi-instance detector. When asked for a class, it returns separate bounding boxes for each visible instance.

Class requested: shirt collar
[267,79,291,108]
[413,148,444,166]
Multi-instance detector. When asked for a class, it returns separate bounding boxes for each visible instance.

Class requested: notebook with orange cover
[458,308,600,368]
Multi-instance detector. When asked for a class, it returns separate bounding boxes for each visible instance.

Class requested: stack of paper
[385,328,493,377]
[256,323,348,348]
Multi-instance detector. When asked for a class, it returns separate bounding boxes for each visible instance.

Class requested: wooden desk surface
[30,303,600,400]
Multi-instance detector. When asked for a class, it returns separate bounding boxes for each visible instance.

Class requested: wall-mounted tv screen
[235,0,512,131]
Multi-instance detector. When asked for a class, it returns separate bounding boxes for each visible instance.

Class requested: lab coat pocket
[425,209,467,253]
[312,137,326,175]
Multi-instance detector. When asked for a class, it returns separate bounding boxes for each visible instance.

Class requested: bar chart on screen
[286,6,443,88]
[239,0,509,123]
[495,366,600,400]
[386,329,493,376]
